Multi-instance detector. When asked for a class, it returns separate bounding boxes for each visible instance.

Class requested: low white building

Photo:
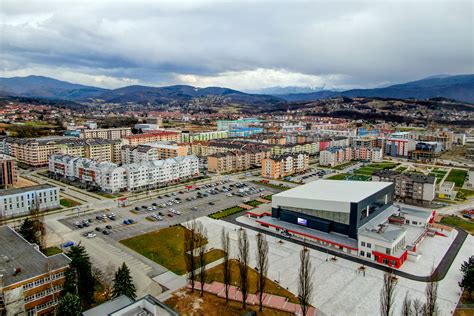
[0,184,60,218]
[49,154,200,193]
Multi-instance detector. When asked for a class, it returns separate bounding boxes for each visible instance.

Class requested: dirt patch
[165,289,294,316]
[15,176,37,188]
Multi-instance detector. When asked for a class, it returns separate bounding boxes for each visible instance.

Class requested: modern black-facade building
[271,180,395,239]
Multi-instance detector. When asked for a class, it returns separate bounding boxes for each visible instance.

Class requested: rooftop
[0,226,70,287]
[0,184,57,197]
[273,180,393,203]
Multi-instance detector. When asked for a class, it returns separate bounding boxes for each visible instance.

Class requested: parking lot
[59,179,279,241]
[289,168,333,184]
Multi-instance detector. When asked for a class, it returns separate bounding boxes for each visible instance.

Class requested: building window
[367,243,371,248]
[366,253,371,259]
[360,250,365,256]
[361,241,366,247]
[383,258,389,265]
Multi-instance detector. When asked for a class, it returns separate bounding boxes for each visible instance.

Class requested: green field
[327,173,349,180]
[331,161,357,170]
[60,198,81,208]
[445,169,468,188]
[353,162,399,176]
[396,166,408,172]
[120,226,225,275]
[209,206,246,219]
[245,200,264,207]
[457,189,474,200]
[263,194,273,201]
[440,216,474,234]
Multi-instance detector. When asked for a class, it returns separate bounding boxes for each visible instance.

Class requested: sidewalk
[187,281,319,316]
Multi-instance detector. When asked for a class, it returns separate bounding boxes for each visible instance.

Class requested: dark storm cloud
[1,0,472,89]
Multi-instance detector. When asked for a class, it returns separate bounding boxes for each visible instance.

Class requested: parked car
[63,241,74,248]
[102,230,110,235]
[95,227,102,232]
[105,225,113,229]
[209,202,215,205]
[87,233,96,238]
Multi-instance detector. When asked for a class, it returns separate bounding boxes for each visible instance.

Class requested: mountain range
[0,74,473,105]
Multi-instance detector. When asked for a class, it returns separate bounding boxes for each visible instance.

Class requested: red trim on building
[372,250,408,269]
[255,219,358,251]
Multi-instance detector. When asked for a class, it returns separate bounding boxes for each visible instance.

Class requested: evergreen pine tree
[57,293,82,316]
[113,263,137,299]
[66,245,95,308]
[18,218,39,244]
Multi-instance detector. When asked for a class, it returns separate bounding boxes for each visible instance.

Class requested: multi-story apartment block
[0,226,70,316]
[56,139,122,163]
[207,152,251,173]
[124,131,181,146]
[372,170,435,205]
[49,154,199,193]
[181,131,228,143]
[410,142,442,162]
[0,184,60,218]
[7,137,122,166]
[8,137,65,167]
[384,138,416,158]
[79,127,132,140]
[270,142,320,156]
[261,153,309,179]
[121,142,189,164]
[320,146,383,166]
[0,154,17,189]
[216,118,260,131]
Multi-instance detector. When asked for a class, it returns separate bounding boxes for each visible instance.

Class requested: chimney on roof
[12,267,21,276]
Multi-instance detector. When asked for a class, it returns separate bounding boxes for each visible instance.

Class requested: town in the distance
[0,73,472,316]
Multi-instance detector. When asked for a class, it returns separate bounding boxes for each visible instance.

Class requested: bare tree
[298,247,314,316]
[221,228,232,304]
[99,263,116,301]
[238,229,250,309]
[424,272,438,316]
[412,298,423,316]
[198,226,207,297]
[256,233,269,311]
[184,221,198,292]
[380,271,397,316]
[401,292,412,316]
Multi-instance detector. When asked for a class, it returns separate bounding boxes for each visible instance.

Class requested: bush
[209,206,246,219]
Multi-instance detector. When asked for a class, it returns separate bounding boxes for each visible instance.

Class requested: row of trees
[57,244,136,315]
[380,270,438,316]
[184,221,314,315]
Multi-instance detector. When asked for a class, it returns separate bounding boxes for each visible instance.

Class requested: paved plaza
[192,216,473,316]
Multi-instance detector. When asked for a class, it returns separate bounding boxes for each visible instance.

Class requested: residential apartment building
[56,139,122,163]
[49,154,199,193]
[319,146,383,167]
[79,127,132,140]
[8,137,65,167]
[0,154,17,189]
[121,142,189,164]
[181,131,228,143]
[124,131,181,146]
[0,184,60,218]
[261,153,309,179]
[0,226,70,316]
[372,170,435,205]
[207,152,251,173]
[409,142,442,162]
[270,142,320,156]
[384,138,416,158]
[7,137,122,166]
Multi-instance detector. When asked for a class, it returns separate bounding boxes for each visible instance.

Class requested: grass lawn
[245,200,264,207]
[97,191,123,199]
[457,189,474,200]
[201,259,299,304]
[440,216,474,234]
[120,226,224,275]
[396,166,408,172]
[331,161,357,170]
[209,206,246,220]
[327,173,348,180]
[42,246,63,256]
[263,194,273,201]
[60,198,81,208]
[445,169,468,188]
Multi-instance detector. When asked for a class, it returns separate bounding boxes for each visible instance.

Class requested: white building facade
[0,184,60,218]
[49,154,200,193]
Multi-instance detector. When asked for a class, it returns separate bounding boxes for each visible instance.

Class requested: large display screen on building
[297,217,308,226]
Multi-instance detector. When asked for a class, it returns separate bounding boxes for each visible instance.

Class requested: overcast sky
[1,0,473,91]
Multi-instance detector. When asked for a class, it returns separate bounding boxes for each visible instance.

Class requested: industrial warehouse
[249,180,439,268]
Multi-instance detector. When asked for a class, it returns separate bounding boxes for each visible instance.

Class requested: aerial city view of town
[0,0,473,315]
